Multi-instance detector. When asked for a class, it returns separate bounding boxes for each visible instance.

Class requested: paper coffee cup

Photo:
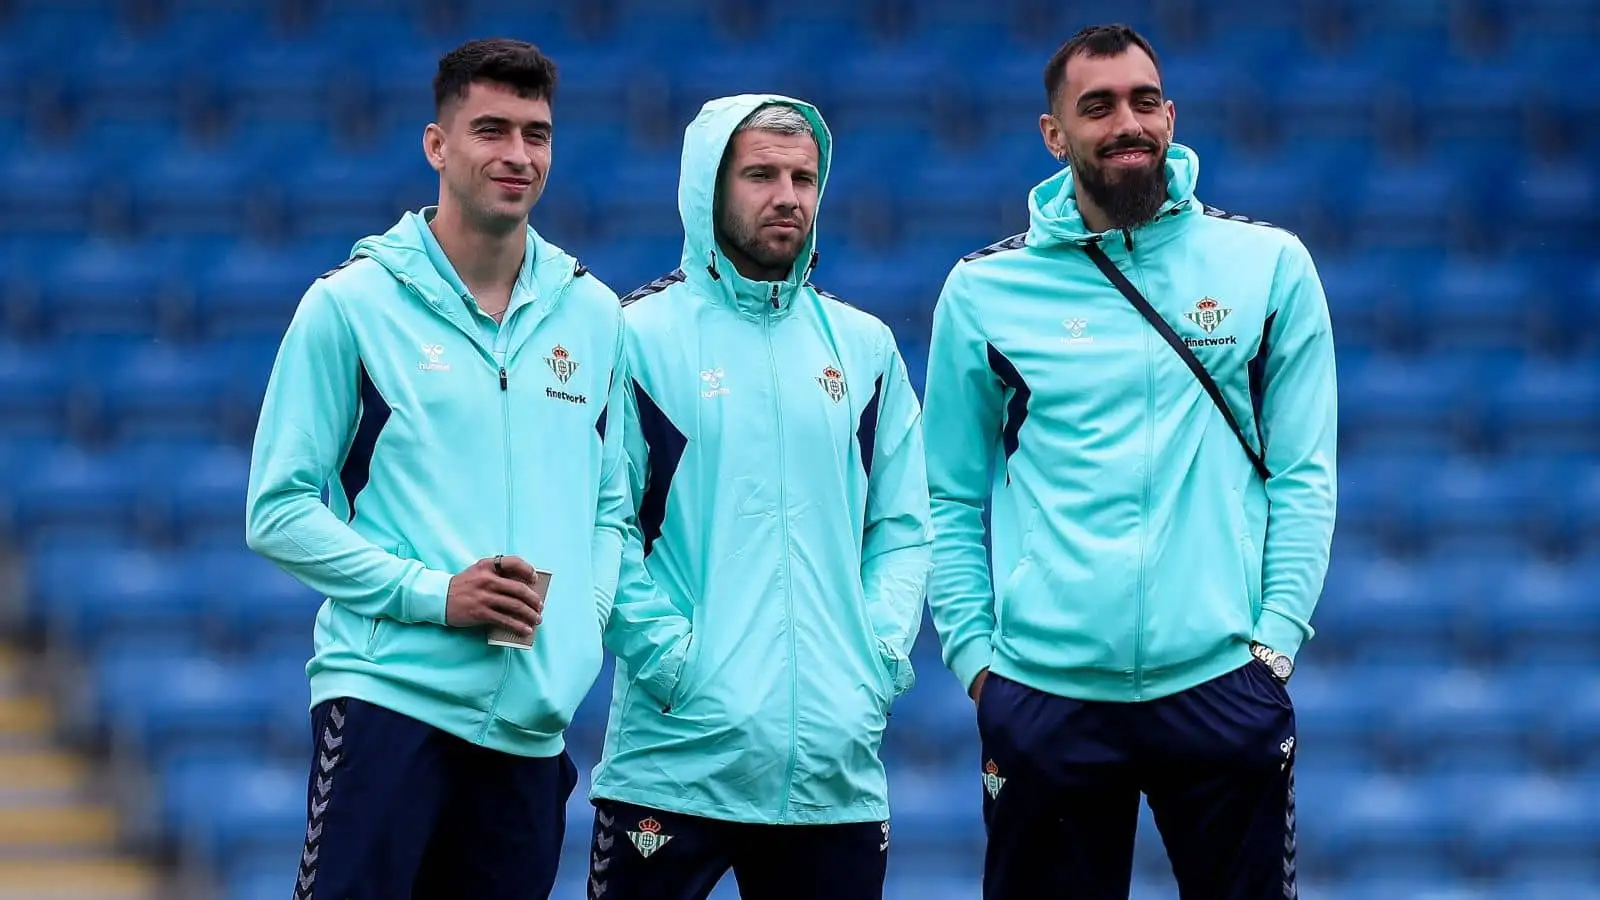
[488,568,552,650]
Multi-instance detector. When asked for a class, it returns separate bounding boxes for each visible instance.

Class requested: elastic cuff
[404,567,453,625]
[1253,608,1310,659]
[947,637,994,696]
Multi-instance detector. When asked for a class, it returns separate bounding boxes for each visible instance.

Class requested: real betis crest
[545,345,579,384]
[1183,297,1232,334]
[982,759,1006,800]
[816,365,847,403]
[627,817,672,858]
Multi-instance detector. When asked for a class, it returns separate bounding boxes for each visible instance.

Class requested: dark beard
[716,210,799,280]
[1074,145,1169,230]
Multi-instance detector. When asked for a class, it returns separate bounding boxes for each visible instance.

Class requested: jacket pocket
[364,617,386,657]
[365,542,411,656]
[1241,532,1263,621]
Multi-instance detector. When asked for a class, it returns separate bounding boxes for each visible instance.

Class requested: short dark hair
[433,38,558,114]
[1043,24,1162,108]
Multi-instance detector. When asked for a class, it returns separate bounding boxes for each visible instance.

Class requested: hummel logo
[418,342,450,372]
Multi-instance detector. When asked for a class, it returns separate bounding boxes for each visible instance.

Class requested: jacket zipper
[476,361,515,742]
[1125,239,1154,701]
[764,286,801,822]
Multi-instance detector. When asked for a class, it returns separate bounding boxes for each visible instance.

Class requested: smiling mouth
[1101,146,1155,163]
[493,177,533,189]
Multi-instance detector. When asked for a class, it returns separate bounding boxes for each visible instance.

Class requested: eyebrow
[468,114,552,133]
[1076,84,1164,107]
[741,163,819,179]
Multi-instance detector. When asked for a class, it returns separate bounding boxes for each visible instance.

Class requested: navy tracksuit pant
[290,697,577,900]
[978,660,1298,899]
[586,799,889,900]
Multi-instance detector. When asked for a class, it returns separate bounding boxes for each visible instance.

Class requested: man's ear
[423,123,446,173]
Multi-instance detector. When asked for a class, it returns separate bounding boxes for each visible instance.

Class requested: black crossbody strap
[1083,241,1271,482]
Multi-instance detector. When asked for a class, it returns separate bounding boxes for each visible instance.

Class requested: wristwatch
[1250,642,1294,682]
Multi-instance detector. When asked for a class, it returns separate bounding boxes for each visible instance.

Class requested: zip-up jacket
[590,94,934,825]
[245,209,629,757]
[924,144,1338,703]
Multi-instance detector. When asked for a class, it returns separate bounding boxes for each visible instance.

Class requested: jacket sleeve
[921,263,1005,693]
[601,355,693,709]
[1252,238,1339,659]
[860,329,934,698]
[590,307,630,628]
[244,280,453,625]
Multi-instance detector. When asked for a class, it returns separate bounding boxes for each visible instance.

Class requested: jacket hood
[1026,142,1201,248]
[676,94,833,314]
[349,209,581,340]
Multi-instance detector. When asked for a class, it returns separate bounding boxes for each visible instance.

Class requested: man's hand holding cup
[446,555,550,648]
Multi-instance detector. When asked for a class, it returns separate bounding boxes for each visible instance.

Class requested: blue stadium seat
[11,445,146,541]
[1462,773,1600,866]
[1485,356,1600,453]
[1395,669,1544,768]
[0,337,77,437]
[95,650,283,766]
[125,136,259,237]
[34,549,206,652]
[39,239,197,337]
[96,343,233,440]
[192,239,334,338]
[1337,355,1476,455]
[1314,552,1490,663]
[183,548,325,653]
[0,141,100,235]
[163,754,305,869]
[1423,257,1535,350]
[886,767,985,849]
[1485,558,1600,662]
[165,442,252,540]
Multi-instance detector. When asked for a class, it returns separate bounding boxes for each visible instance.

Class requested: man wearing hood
[585,95,934,899]
[923,24,1337,900]
[245,39,627,900]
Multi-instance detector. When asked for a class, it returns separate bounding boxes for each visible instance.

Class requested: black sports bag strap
[1083,241,1272,482]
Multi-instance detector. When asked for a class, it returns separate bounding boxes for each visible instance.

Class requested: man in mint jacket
[586,95,933,900]
[923,25,1338,900]
[245,40,626,900]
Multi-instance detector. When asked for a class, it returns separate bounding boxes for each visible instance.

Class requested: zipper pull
[499,367,508,390]
[770,284,780,309]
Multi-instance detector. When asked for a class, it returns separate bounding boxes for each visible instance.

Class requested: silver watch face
[1268,654,1294,680]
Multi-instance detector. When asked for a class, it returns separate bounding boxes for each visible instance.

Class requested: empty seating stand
[0,0,1595,896]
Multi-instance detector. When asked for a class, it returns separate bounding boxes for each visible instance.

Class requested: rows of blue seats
[62,640,1600,774]
[9,432,1600,544]
[67,644,1600,898]
[5,356,1598,474]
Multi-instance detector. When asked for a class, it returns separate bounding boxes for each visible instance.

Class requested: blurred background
[1,0,1597,897]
